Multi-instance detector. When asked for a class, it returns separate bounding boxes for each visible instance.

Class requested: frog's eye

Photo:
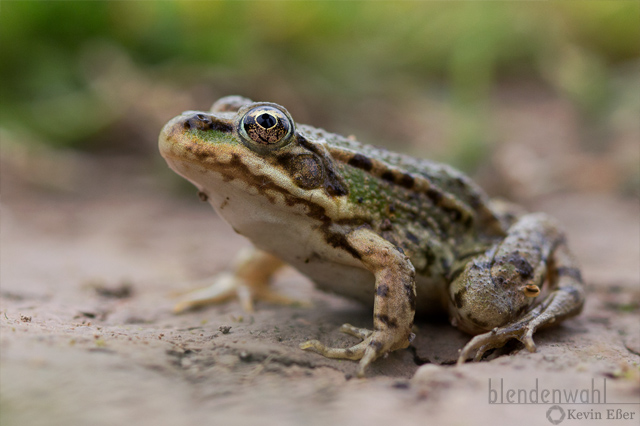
[239,106,293,151]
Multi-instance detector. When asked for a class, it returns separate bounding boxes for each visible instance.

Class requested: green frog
[158,96,585,377]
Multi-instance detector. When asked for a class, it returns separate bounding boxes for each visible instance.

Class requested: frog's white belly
[185,165,446,312]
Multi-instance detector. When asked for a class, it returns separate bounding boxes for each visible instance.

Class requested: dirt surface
[1,94,639,425]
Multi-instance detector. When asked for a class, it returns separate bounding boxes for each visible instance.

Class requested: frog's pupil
[257,113,276,129]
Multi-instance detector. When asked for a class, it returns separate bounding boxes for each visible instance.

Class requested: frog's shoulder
[300,124,462,181]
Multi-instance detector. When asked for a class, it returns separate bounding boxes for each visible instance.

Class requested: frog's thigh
[173,247,287,313]
[300,228,416,377]
[452,213,585,363]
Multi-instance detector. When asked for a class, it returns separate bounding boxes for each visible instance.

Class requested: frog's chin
[165,157,311,231]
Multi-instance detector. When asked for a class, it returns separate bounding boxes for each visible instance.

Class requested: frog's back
[299,123,506,237]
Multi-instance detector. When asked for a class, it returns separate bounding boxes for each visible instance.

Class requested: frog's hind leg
[172,248,300,313]
[451,213,585,364]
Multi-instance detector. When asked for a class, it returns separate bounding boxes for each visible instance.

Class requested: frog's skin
[158,96,585,377]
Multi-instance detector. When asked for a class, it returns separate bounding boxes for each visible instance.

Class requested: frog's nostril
[181,112,233,133]
[184,113,214,131]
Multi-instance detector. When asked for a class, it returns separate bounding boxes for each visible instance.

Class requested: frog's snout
[180,112,234,134]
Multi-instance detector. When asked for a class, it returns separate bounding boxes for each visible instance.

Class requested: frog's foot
[172,273,304,313]
[456,320,537,365]
[300,323,406,378]
[452,213,585,365]
[456,290,570,364]
[172,248,305,313]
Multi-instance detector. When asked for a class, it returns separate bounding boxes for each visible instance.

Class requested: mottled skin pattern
[158,96,585,377]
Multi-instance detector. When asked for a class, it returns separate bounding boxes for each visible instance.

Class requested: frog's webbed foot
[172,248,302,313]
[301,324,409,378]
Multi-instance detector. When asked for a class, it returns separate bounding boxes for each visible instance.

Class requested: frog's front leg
[450,213,585,364]
[300,228,416,377]
[173,247,290,313]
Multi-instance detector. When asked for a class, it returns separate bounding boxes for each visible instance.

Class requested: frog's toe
[172,273,239,313]
[339,323,373,339]
[299,339,368,361]
[457,325,537,365]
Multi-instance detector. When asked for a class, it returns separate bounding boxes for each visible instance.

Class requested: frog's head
[159,97,349,218]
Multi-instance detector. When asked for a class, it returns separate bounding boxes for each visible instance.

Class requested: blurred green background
[1,1,638,196]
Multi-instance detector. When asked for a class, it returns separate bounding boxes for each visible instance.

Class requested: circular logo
[546,405,566,425]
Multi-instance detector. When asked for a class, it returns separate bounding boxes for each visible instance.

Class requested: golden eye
[239,106,293,150]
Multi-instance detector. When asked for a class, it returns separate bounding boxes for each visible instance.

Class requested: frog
[158,96,585,377]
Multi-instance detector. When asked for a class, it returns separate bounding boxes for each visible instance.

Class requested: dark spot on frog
[368,340,383,350]
[506,254,533,278]
[381,171,395,183]
[445,207,462,222]
[290,155,324,190]
[556,267,583,283]
[468,193,482,209]
[418,245,437,276]
[375,314,398,328]
[186,142,214,161]
[357,197,364,204]
[325,232,362,260]
[297,135,349,197]
[398,173,415,189]
[376,284,389,297]
[197,191,209,202]
[404,282,416,310]
[219,197,230,210]
[347,153,373,171]
[453,287,467,309]
[388,204,396,214]
[380,218,393,231]
[426,188,443,204]
[405,231,419,244]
